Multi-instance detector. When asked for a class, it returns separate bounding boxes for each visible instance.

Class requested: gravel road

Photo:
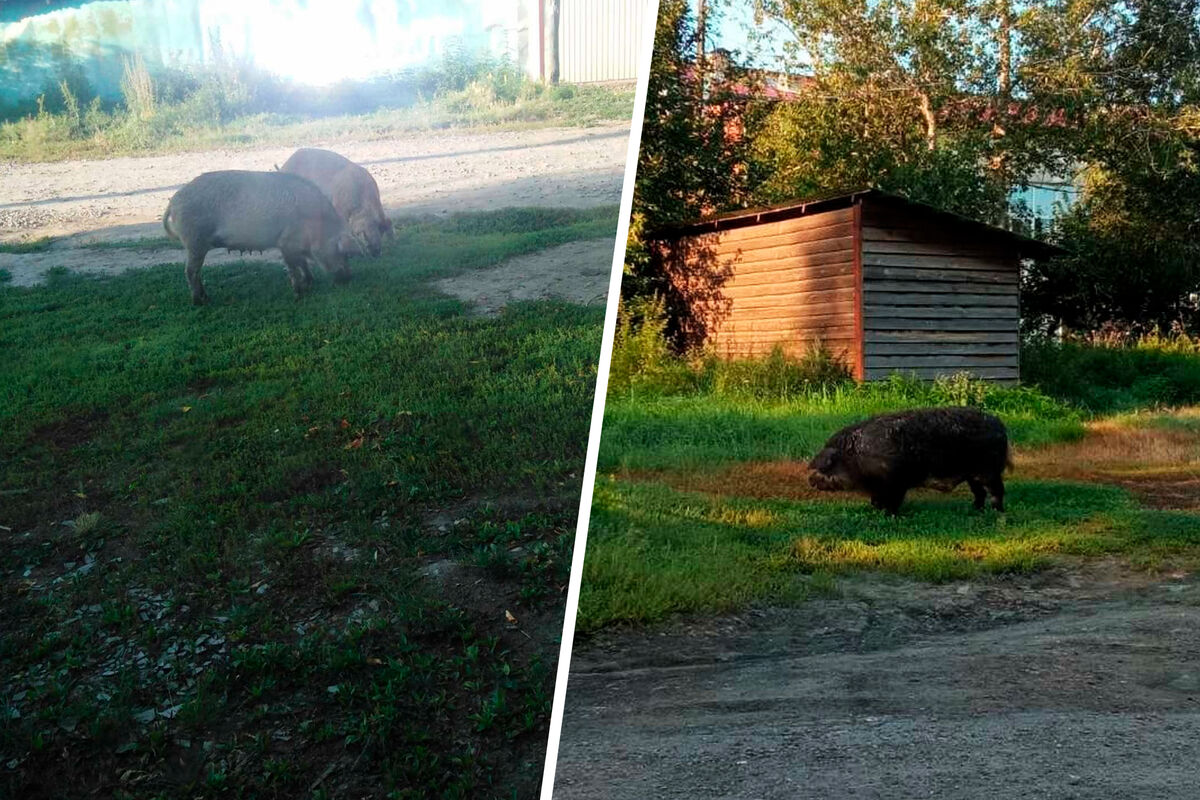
[0,124,629,289]
[554,562,1200,799]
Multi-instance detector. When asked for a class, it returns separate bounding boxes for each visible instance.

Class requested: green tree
[624,0,757,347]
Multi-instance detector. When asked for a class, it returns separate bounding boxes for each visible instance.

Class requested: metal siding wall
[559,0,651,83]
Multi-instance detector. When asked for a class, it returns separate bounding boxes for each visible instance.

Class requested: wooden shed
[655,189,1065,382]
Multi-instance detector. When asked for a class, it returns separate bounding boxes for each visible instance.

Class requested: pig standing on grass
[807,407,1011,515]
[279,148,393,257]
[163,170,355,305]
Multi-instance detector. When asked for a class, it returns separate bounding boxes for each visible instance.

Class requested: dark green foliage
[1022,338,1200,411]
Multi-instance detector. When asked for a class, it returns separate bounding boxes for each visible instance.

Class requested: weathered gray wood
[866,354,1018,368]
[864,342,1018,356]
[864,314,1017,329]
[863,292,1019,308]
[863,253,1018,271]
[861,236,1003,259]
[865,279,1015,296]
[863,265,1017,285]
[865,366,1020,381]
[865,330,1019,344]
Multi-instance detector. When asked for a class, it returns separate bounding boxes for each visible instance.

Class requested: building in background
[0,0,652,109]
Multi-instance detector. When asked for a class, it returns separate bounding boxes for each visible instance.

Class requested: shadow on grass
[578,477,1200,632]
[0,206,617,798]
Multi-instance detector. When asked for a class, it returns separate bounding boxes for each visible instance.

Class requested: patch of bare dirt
[0,125,628,285]
[1017,417,1200,510]
[435,238,615,314]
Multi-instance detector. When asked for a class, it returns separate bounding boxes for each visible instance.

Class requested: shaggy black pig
[163,170,355,304]
[807,407,1011,514]
[279,148,393,257]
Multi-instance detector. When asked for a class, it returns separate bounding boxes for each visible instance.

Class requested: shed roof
[654,188,1067,259]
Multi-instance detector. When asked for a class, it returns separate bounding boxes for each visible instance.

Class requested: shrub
[608,296,701,397]
[1021,333,1200,412]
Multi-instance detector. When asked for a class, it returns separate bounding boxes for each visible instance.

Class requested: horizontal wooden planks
[723,274,854,300]
[864,342,1017,356]
[702,223,855,258]
[687,207,855,248]
[864,291,1018,308]
[863,252,1018,270]
[866,279,1014,296]
[865,354,1018,369]
[722,261,853,288]
[865,330,1018,344]
[864,302,1012,316]
[865,366,1019,381]
[863,265,1017,285]
[715,318,856,336]
[865,317,1017,332]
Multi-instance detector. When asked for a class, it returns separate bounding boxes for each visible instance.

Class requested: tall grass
[1022,332,1200,412]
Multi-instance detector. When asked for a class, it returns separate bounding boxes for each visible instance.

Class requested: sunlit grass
[577,476,1200,631]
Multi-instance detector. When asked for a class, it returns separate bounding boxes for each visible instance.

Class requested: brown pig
[163,170,356,305]
[279,148,393,257]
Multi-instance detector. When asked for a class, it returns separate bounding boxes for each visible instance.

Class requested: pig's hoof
[191,293,209,306]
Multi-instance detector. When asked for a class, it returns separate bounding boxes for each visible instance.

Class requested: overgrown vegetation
[1022,332,1200,411]
[0,206,617,798]
[0,49,633,163]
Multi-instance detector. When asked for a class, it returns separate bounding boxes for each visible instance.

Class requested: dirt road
[555,562,1200,799]
[0,125,628,287]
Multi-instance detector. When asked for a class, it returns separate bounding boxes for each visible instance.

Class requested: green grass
[582,330,1200,631]
[74,236,175,251]
[0,206,617,798]
[598,390,1086,473]
[0,237,55,254]
[579,475,1200,631]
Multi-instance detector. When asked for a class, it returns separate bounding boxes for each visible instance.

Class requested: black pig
[807,407,1011,514]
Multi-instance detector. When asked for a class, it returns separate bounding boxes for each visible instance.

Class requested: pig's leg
[281,250,310,298]
[986,474,1006,512]
[298,258,316,290]
[185,247,209,305]
[967,478,988,511]
[870,487,906,515]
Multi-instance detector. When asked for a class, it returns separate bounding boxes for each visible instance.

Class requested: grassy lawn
[0,206,617,798]
[578,384,1200,633]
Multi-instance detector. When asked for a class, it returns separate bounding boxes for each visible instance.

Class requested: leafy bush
[608,296,703,397]
[1022,334,1200,411]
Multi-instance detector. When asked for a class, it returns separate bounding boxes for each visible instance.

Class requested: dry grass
[1016,413,1200,511]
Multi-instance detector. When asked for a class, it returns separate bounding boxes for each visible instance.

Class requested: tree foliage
[626,0,1200,336]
